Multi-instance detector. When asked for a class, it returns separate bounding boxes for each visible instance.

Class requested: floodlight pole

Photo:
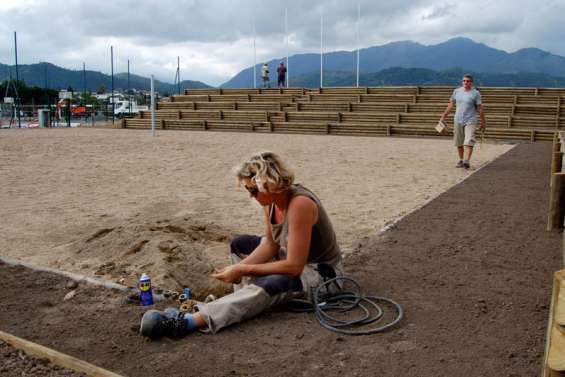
[127,59,131,116]
[14,31,21,128]
[177,56,181,95]
[111,45,114,125]
[285,7,289,88]
[356,3,360,87]
[253,17,257,89]
[320,14,323,89]
[150,74,156,137]
[83,62,86,99]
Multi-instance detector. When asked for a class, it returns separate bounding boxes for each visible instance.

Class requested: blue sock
[184,314,197,331]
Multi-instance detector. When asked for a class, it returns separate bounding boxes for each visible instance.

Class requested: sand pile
[69,212,234,299]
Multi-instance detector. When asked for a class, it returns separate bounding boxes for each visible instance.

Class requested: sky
[1,0,565,86]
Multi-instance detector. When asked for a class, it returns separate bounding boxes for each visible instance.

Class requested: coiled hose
[287,276,403,335]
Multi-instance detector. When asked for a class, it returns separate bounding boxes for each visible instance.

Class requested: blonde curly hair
[234,151,295,193]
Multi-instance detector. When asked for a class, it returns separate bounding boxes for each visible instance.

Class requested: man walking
[277,62,287,88]
[440,74,486,169]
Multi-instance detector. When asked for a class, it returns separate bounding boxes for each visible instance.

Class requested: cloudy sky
[1,0,565,86]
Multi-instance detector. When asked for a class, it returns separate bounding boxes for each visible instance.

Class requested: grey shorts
[454,122,477,147]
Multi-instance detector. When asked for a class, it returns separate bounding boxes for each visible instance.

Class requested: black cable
[287,276,403,335]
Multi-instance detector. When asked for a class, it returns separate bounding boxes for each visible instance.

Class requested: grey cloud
[0,0,564,86]
[422,3,454,20]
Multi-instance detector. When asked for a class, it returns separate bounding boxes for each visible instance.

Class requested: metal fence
[0,101,142,129]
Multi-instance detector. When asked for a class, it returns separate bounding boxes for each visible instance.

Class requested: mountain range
[0,62,210,94]
[222,37,565,87]
[287,67,565,88]
[2,37,565,91]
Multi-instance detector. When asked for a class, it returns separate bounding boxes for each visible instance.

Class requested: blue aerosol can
[183,287,192,299]
[139,273,154,306]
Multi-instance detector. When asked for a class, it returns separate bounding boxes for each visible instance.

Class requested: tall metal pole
[127,59,131,116]
[150,75,156,137]
[320,14,323,89]
[111,45,114,124]
[44,64,48,89]
[14,31,21,128]
[177,56,181,95]
[83,62,86,99]
[285,7,289,88]
[356,3,360,88]
[253,17,257,89]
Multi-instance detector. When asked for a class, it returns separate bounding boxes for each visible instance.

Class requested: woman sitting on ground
[140,151,343,338]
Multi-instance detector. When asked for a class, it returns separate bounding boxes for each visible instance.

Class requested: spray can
[139,273,154,306]
[183,287,192,299]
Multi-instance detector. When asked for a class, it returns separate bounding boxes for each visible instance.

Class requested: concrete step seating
[124,86,565,141]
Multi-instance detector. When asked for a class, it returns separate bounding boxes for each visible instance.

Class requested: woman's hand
[212,265,244,284]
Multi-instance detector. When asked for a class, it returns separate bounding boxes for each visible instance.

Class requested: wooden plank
[555,279,565,326]
[0,330,125,377]
[548,171,565,230]
[544,271,564,377]
[548,325,565,371]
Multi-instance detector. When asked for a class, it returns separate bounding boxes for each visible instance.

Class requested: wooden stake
[548,165,565,230]
[0,330,125,377]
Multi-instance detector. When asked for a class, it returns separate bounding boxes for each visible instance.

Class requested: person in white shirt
[440,74,487,169]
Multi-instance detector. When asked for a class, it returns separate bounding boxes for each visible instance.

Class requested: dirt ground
[0,128,511,296]
[0,340,85,377]
[0,140,561,377]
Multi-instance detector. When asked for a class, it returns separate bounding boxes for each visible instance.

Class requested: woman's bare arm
[213,197,318,283]
[237,206,279,265]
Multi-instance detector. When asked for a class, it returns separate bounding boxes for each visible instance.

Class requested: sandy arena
[0,128,512,295]
[0,131,560,377]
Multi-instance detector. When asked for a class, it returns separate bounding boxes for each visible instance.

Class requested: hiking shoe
[140,307,189,339]
[456,160,465,168]
[463,162,470,170]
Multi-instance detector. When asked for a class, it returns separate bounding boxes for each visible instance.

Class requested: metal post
[14,31,21,128]
[356,3,360,88]
[285,7,289,88]
[83,62,86,98]
[253,17,257,89]
[44,63,50,124]
[111,45,114,125]
[177,56,181,95]
[150,75,156,137]
[320,14,323,88]
[67,98,71,128]
[127,59,131,116]
[44,64,48,89]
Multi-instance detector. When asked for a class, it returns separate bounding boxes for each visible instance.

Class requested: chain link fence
[0,99,147,129]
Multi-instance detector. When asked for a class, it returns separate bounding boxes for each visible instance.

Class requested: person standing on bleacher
[261,63,270,88]
[277,62,287,88]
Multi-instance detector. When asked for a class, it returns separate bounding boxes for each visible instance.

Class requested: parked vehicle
[114,101,148,117]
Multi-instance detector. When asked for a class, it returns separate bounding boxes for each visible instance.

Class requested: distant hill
[222,37,565,88]
[288,67,565,88]
[0,62,211,93]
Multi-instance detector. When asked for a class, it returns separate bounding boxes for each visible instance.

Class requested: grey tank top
[270,184,342,266]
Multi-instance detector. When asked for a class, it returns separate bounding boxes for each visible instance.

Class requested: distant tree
[0,80,58,105]
[97,85,106,94]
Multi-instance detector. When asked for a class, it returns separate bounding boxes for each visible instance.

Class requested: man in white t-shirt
[261,63,270,88]
[440,74,487,169]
